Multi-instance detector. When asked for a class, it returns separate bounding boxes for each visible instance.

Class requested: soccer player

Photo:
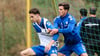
[20,8,59,56]
[77,8,87,34]
[48,2,88,56]
[81,7,100,56]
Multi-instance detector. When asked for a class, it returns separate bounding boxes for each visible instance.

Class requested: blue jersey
[54,13,82,45]
[33,18,59,46]
[77,17,87,34]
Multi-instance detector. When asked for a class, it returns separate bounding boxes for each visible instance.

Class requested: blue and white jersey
[32,18,59,46]
[54,13,82,45]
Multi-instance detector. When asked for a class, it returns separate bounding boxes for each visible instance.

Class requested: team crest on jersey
[66,21,68,25]
[64,21,68,27]
[47,22,51,26]
[68,16,73,20]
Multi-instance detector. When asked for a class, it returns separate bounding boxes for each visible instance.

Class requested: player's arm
[46,21,59,41]
[49,17,60,35]
[45,21,59,52]
[46,18,59,47]
[50,17,76,35]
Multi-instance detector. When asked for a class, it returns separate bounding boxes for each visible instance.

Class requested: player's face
[29,14,38,22]
[59,6,68,17]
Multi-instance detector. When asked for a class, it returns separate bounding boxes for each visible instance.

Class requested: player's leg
[50,54,57,56]
[58,45,66,56]
[31,45,45,56]
[47,46,58,56]
[58,52,65,56]
[80,53,88,56]
[72,43,88,56]
[20,48,36,56]
[86,49,94,56]
[85,45,94,56]
[58,44,72,56]
[20,45,45,56]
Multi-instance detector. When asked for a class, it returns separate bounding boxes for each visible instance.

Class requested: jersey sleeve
[53,18,59,28]
[46,21,59,41]
[58,17,76,33]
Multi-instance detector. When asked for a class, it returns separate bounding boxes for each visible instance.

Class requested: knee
[58,52,65,56]
[50,54,57,56]
[20,51,25,56]
[80,53,88,56]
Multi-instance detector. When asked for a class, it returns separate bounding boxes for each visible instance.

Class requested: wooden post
[26,0,31,48]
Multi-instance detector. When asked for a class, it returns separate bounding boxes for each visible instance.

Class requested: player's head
[58,2,70,17]
[80,8,87,17]
[89,7,97,15]
[29,8,40,22]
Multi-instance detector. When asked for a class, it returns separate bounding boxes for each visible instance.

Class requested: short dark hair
[58,2,70,10]
[29,8,40,14]
[80,8,87,16]
[90,7,97,15]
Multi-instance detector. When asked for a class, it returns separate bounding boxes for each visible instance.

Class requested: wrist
[57,29,58,32]
[49,40,55,46]
[58,29,62,33]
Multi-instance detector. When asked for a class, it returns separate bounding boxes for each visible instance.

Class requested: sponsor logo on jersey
[85,22,99,27]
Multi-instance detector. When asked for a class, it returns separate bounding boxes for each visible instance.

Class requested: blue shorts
[31,45,57,56]
[58,43,87,56]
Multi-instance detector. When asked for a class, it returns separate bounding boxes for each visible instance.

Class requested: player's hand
[45,44,51,52]
[50,29,58,35]
[47,28,52,33]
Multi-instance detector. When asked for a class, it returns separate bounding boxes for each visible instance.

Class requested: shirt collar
[81,16,87,20]
[39,17,43,26]
[60,13,69,19]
